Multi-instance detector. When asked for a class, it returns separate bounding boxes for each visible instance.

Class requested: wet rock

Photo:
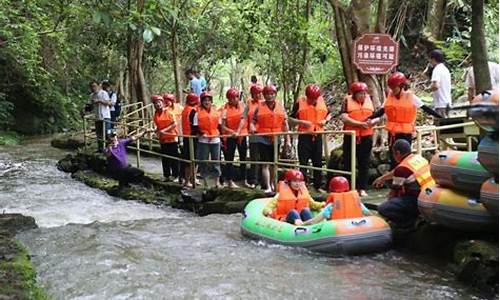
[0,214,37,237]
[51,134,85,150]
[0,215,46,299]
[453,240,499,294]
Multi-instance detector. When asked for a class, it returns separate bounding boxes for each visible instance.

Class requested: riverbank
[0,213,47,299]
[54,140,498,296]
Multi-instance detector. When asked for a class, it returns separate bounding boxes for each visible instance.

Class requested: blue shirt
[199,76,207,91]
[190,78,203,96]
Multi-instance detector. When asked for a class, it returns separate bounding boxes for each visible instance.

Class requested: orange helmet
[387,72,407,89]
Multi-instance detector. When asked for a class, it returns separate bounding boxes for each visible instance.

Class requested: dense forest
[0,0,498,135]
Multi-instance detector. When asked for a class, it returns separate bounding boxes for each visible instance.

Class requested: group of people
[99,49,484,229]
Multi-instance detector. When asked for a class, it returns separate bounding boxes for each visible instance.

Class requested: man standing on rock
[105,130,150,188]
[428,49,452,117]
[89,80,112,152]
[372,139,435,228]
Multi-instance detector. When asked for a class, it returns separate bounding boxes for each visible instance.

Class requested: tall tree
[471,0,491,93]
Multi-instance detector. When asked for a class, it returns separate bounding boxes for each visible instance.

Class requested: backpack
[109,91,122,117]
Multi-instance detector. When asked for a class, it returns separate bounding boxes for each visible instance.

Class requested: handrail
[82,115,358,191]
[415,121,477,155]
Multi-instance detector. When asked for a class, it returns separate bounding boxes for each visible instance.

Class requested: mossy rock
[72,170,117,191]
[51,136,85,150]
[0,214,37,238]
[197,201,228,216]
[0,237,48,300]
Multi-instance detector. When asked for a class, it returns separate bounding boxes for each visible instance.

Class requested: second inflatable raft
[240,198,392,255]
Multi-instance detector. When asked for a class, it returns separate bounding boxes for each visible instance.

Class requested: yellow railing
[82,112,358,190]
[415,121,478,155]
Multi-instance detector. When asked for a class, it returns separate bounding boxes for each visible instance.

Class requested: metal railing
[82,110,358,190]
[415,121,479,155]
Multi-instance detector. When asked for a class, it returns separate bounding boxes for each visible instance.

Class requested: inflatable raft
[478,136,499,177]
[418,185,496,231]
[480,178,499,216]
[240,198,392,255]
[430,151,490,194]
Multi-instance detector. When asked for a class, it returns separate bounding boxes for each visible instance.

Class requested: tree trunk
[171,26,182,103]
[331,2,357,89]
[126,0,147,106]
[422,0,446,43]
[471,0,491,93]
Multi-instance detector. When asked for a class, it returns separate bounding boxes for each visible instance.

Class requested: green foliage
[0,131,20,145]
[0,241,48,299]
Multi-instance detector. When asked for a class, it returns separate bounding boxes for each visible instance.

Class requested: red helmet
[263,85,277,95]
[350,82,368,95]
[387,72,407,89]
[329,176,350,193]
[162,93,175,103]
[200,92,213,101]
[250,84,263,96]
[186,93,200,105]
[151,95,163,103]
[305,84,321,100]
[226,88,239,100]
[284,169,304,182]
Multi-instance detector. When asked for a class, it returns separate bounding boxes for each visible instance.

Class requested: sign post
[353,33,399,74]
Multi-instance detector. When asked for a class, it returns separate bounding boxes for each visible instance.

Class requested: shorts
[258,142,276,162]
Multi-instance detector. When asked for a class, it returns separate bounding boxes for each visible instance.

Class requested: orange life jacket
[153,109,177,143]
[273,181,311,220]
[343,95,374,137]
[398,154,436,190]
[384,90,417,135]
[181,105,197,136]
[325,191,363,219]
[223,102,247,135]
[246,98,261,130]
[255,101,285,134]
[197,108,220,137]
[296,96,328,133]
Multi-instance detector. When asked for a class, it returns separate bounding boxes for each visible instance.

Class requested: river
[0,136,490,299]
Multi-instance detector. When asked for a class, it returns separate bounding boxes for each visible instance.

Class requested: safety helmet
[263,85,277,95]
[226,88,240,100]
[186,93,200,105]
[350,82,369,95]
[151,95,163,103]
[329,176,350,193]
[305,84,321,101]
[284,169,304,182]
[162,93,176,103]
[250,84,263,96]
[387,72,407,89]
[200,92,213,102]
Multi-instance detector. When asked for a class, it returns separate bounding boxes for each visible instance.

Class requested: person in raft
[105,129,151,188]
[263,169,324,225]
[372,139,436,228]
[303,176,371,225]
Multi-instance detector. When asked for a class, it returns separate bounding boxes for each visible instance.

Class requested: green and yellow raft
[240,198,392,255]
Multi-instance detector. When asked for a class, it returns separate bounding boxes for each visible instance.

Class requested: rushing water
[0,136,491,300]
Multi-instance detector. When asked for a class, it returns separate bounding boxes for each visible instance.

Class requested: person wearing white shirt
[429,49,452,117]
[465,61,500,102]
[102,80,118,129]
[89,80,112,152]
